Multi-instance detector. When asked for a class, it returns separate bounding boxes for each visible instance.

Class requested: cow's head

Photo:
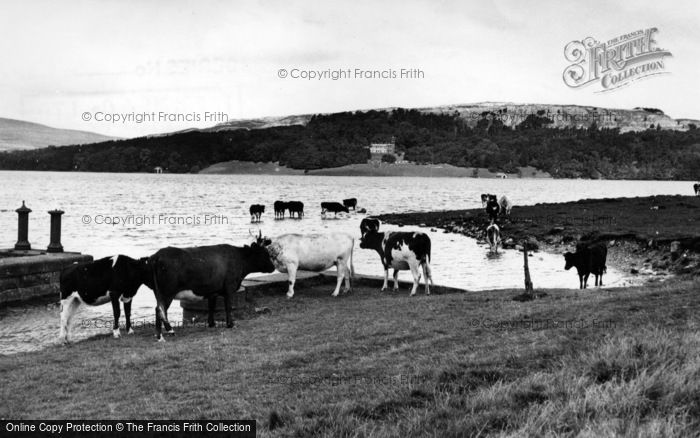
[137,257,155,289]
[563,252,575,270]
[245,241,276,273]
[488,194,498,203]
[359,230,383,251]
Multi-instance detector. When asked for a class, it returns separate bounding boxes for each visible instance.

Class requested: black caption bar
[2,420,256,437]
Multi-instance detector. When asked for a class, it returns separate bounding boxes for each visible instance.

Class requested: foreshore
[377,195,700,278]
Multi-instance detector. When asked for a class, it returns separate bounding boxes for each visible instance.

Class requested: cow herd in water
[60,193,612,343]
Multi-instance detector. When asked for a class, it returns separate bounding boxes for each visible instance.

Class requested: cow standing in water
[274,201,288,219]
[694,183,700,196]
[359,230,433,296]
[343,198,358,211]
[486,222,501,254]
[59,255,150,343]
[265,233,355,298]
[564,242,608,289]
[249,204,265,222]
[148,236,275,341]
[287,201,304,218]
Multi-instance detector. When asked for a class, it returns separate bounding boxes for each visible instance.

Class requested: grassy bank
[378,195,700,276]
[1,278,700,436]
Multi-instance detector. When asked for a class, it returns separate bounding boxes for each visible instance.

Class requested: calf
[287,201,304,218]
[321,202,349,217]
[59,255,150,342]
[563,242,608,289]
[249,204,265,222]
[265,233,354,298]
[274,201,288,219]
[486,222,501,253]
[343,198,358,211]
[498,195,513,216]
[359,230,433,296]
[149,237,275,341]
[360,217,381,237]
[694,183,700,196]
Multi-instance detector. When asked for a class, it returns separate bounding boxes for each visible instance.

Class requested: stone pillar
[47,210,65,253]
[14,201,31,250]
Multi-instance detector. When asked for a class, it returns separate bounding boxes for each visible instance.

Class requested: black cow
[359,230,433,295]
[564,242,608,289]
[274,201,288,219]
[249,204,265,222]
[694,183,700,196]
[149,237,275,341]
[321,202,349,217]
[343,198,357,211]
[481,193,496,208]
[287,201,304,218]
[59,255,150,343]
[485,198,500,222]
[360,217,381,237]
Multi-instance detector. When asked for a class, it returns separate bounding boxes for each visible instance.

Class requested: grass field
[2,277,699,437]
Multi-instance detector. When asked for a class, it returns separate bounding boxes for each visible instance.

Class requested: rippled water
[0,171,693,353]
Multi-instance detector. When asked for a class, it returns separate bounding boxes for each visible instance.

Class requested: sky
[0,0,698,137]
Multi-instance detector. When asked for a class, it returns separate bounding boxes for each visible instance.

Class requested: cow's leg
[59,293,82,343]
[583,273,590,289]
[124,299,134,334]
[224,292,234,328]
[578,275,584,289]
[409,263,421,296]
[162,297,175,334]
[208,296,217,328]
[331,261,344,297]
[422,262,431,295]
[599,272,604,286]
[286,263,298,299]
[381,266,389,291]
[343,261,351,293]
[393,269,400,291]
[111,295,121,339]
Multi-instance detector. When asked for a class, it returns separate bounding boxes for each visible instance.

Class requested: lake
[0,171,694,353]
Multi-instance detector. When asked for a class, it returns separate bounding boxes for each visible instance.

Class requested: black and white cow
[481,193,496,208]
[274,201,288,219]
[249,204,265,222]
[321,202,349,217]
[694,183,700,196]
[287,201,304,219]
[485,197,500,222]
[359,230,433,295]
[265,233,355,298]
[343,198,358,211]
[360,217,381,237]
[486,222,501,253]
[564,242,608,289]
[59,255,150,343]
[149,237,275,341]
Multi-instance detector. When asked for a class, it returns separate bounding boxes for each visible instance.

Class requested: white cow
[498,195,513,216]
[266,233,355,298]
[486,222,501,254]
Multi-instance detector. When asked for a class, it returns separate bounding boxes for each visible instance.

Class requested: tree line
[0,108,698,179]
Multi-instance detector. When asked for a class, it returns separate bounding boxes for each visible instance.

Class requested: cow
[563,242,608,289]
[481,193,496,207]
[265,233,354,298]
[149,235,275,341]
[274,201,288,219]
[360,217,381,238]
[359,230,433,296]
[485,197,500,222]
[249,204,265,222]
[59,255,150,343]
[321,202,349,217]
[486,222,501,253]
[343,198,358,211]
[498,195,513,216]
[287,201,304,219]
[694,183,700,196]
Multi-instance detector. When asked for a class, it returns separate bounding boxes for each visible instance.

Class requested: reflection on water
[0,171,692,353]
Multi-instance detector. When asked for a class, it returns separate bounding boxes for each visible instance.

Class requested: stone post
[14,201,31,250]
[47,210,65,253]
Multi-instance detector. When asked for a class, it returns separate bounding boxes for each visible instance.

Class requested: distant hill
[204,102,700,134]
[0,118,116,151]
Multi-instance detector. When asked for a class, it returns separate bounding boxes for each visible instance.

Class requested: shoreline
[377,195,700,281]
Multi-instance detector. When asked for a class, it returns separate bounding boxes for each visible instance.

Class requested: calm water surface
[0,171,693,354]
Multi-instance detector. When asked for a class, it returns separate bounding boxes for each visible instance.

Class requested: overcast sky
[1,0,698,137]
